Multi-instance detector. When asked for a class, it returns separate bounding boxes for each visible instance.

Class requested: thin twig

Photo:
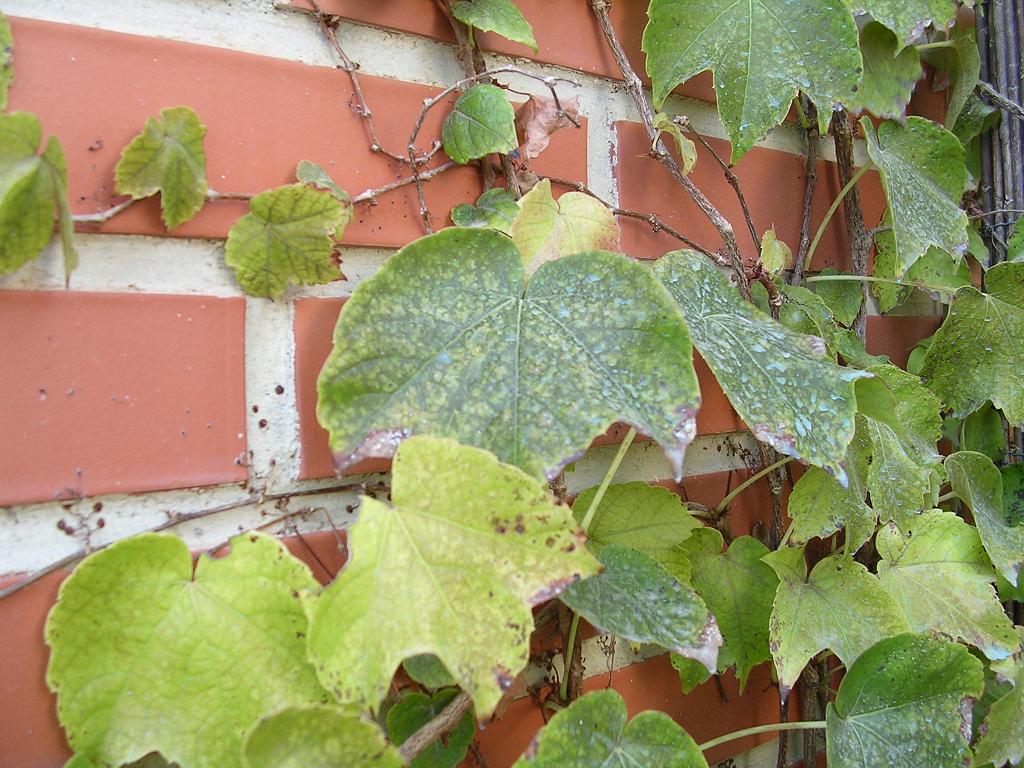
[790,97,819,286]
[72,188,254,225]
[398,691,474,763]
[979,81,1024,122]
[969,208,1024,218]
[350,160,460,204]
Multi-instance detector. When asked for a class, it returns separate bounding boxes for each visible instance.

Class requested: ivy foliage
[450,0,537,51]
[441,84,517,164]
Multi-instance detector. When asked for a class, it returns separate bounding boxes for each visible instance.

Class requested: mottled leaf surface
[513,689,708,768]
[764,548,909,695]
[946,451,1024,586]
[450,0,537,51]
[441,84,517,164]
[656,250,868,484]
[304,436,599,716]
[451,188,518,234]
[877,511,1017,660]
[862,117,969,276]
[572,481,700,582]
[843,0,955,45]
[510,179,619,274]
[643,0,861,160]
[560,545,721,673]
[225,184,347,299]
[45,534,326,768]
[243,706,402,768]
[920,262,1024,424]
[852,22,921,119]
[873,214,970,312]
[680,529,777,689]
[114,106,207,230]
[826,634,983,768]
[974,657,1024,768]
[317,228,700,480]
[962,401,1005,462]
[921,27,980,129]
[864,416,936,528]
[0,13,12,111]
[386,690,474,768]
[811,269,862,327]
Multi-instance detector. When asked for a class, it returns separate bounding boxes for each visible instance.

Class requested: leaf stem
[714,456,793,515]
[804,273,960,295]
[916,40,957,51]
[558,612,582,702]
[578,427,637,532]
[698,720,827,752]
[936,490,958,503]
[802,160,874,270]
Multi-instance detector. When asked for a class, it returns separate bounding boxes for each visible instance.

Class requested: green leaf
[41,135,79,283]
[920,27,980,130]
[680,529,777,689]
[45,533,326,768]
[513,689,708,768]
[243,706,402,768]
[834,327,890,368]
[764,548,909,696]
[317,228,700,481]
[852,22,921,119]
[946,451,1024,586]
[920,262,1024,423]
[811,268,862,327]
[1007,218,1024,262]
[295,160,351,234]
[402,655,456,691]
[826,633,983,768]
[441,84,517,164]
[868,364,942,460]
[652,112,697,174]
[451,187,519,234]
[643,0,861,160]
[510,179,619,274]
[0,12,12,111]
[962,401,1006,463]
[224,183,347,299]
[656,250,869,485]
[572,481,700,582]
[778,284,840,353]
[304,435,599,716]
[670,654,712,694]
[450,0,537,51]
[560,545,721,672]
[861,116,969,276]
[758,227,792,278]
[974,657,1024,768]
[0,112,70,275]
[877,510,1017,660]
[1003,462,1024,529]
[844,0,955,45]
[386,690,474,768]
[864,416,937,528]
[114,106,208,230]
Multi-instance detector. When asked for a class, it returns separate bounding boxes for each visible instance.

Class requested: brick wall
[0,1,946,765]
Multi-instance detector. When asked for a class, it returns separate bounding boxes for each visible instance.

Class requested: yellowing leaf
[441,84,517,164]
[510,179,619,274]
[652,112,697,174]
[516,94,580,159]
[303,436,599,716]
[758,227,792,277]
[115,106,208,230]
[974,656,1024,768]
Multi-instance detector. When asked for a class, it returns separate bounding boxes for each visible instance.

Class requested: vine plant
[2,0,1024,766]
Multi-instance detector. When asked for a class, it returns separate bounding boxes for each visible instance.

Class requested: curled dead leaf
[516,94,580,160]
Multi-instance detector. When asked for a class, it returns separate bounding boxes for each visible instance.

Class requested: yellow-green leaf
[450,0,537,51]
[758,227,792,277]
[441,84,517,164]
[652,112,697,174]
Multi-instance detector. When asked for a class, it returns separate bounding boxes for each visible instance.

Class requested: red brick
[866,315,942,368]
[0,291,246,505]
[614,122,886,268]
[6,18,587,249]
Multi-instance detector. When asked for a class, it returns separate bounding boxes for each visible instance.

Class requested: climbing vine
[2,0,1024,766]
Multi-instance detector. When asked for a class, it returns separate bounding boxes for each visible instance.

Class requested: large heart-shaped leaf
[861,117,969,276]
[877,510,1018,660]
[764,548,909,696]
[45,534,327,768]
[920,262,1024,424]
[303,436,599,716]
[225,183,347,299]
[560,545,721,673]
[826,634,983,768]
[317,228,700,481]
[680,529,777,689]
[656,250,869,484]
[243,706,402,768]
[115,106,207,230]
[513,689,708,768]
[450,0,537,51]
[643,0,861,160]
[441,84,517,164]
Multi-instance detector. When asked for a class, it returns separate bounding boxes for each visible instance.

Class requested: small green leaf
[962,401,1005,463]
[652,113,697,174]
[0,12,13,110]
[864,416,937,528]
[295,160,352,235]
[826,633,983,768]
[643,0,861,160]
[114,106,207,230]
[946,451,1024,586]
[1003,463,1024,529]
[764,548,910,695]
[386,690,474,768]
[842,0,955,46]
[670,654,712,694]
[974,656,1024,768]
[442,84,517,164]
[1007,218,1024,262]
[877,510,1017,660]
[513,689,708,768]
[451,187,519,234]
[852,22,921,119]
[304,436,599,716]
[920,262,1024,423]
[656,250,869,484]
[402,655,456,691]
[224,183,347,299]
[41,136,79,283]
[243,706,402,768]
[868,364,942,460]
[45,533,326,768]
[510,179,619,274]
[778,284,840,353]
[560,545,721,673]
[572,481,700,582]
[450,0,537,51]
[834,328,890,368]
[680,529,777,689]
[861,117,969,276]
[758,227,792,277]
[920,27,980,130]
[317,228,700,481]
[811,268,862,327]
